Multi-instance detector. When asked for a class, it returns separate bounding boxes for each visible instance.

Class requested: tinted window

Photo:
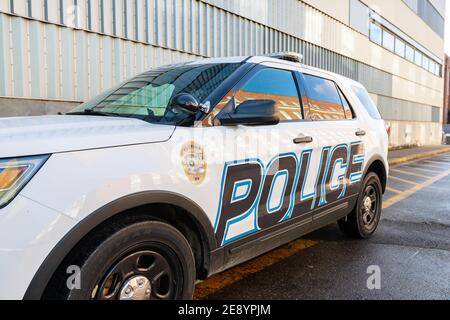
[338,88,354,120]
[236,68,303,121]
[351,86,381,119]
[303,74,346,121]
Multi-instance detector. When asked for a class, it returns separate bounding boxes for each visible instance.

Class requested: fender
[23,191,217,300]
[362,154,388,193]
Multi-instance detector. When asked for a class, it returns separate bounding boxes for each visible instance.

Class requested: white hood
[0,115,176,158]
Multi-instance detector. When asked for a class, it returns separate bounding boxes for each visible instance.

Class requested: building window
[368,19,442,76]
[414,51,422,66]
[405,44,415,62]
[422,56,429,71]
[382,30,394,51]
[394,38,405,57]
[369,23,382,45]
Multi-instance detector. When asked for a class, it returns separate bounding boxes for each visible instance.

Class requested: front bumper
[0,195,75,299]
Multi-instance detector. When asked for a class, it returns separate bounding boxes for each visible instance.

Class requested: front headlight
[0,155,49,209]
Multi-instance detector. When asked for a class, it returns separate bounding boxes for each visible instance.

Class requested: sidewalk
[388,145,450,165]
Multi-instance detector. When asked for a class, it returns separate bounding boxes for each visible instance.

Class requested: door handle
[293,136,313,144]
[355,130,366,137]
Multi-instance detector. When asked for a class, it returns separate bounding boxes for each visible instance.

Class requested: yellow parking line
[194,239,318,300]
[383,167,450,209]
[388,175,418,185]
[386,187,403,194]
[390,168,429,179]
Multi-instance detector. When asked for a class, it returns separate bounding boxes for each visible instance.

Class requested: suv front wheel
[338,172,383,239]
[45,220,196,300]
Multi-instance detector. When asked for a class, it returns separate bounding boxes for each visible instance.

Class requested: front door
[211,63,321,248]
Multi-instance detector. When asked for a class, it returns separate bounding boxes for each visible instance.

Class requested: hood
[0,115,176,158]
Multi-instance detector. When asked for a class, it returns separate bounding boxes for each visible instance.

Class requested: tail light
[385,123,391,138]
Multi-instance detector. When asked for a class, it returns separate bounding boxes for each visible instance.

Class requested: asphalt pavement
[195,153,450,300]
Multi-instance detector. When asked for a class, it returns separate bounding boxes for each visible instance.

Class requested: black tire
[338,172,383,239]
[45,220,196,300]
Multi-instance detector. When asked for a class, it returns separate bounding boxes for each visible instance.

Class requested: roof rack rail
[266,52,303,63]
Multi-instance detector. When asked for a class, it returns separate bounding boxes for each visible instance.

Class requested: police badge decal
[180,141,207,185]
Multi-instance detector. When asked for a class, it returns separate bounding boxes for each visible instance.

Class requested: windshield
[70,62,242,125]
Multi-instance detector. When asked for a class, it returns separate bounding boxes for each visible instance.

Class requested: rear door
[299,71,367,221]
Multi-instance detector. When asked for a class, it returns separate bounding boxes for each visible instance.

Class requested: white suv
[0,54,388,300]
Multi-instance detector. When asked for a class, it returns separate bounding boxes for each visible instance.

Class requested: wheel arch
[363,155,388,193]
[23,191,217,300]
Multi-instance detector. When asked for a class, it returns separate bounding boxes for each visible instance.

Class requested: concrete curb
[388,148,450,166]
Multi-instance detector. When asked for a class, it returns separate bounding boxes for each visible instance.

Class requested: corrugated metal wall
[0,0,443,123]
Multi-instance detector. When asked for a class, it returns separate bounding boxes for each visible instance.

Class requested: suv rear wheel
[338,172,382,239]
[45,220,196,300]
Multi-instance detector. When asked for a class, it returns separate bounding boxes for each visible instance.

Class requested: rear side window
[303,74,347,121]
[235,68,303,121]
[351,86,382,119]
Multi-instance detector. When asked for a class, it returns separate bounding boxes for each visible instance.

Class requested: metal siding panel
[89,34,100,97]
[76,31,87,100]
[61,28,73,99]
[11,18,24,97]
[114,38,121,83]
[125,40,131,78]
[45,24,57,99]
[29,20,42,98]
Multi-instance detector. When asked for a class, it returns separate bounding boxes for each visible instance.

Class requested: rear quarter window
[351,86,382,119]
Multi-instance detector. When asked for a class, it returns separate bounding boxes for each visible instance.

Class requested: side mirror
[170,93,200,115]
[217,99,280,126]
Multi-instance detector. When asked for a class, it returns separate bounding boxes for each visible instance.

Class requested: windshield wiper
[67,109,125,117]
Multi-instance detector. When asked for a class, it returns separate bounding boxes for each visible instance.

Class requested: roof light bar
[266,52,304,63]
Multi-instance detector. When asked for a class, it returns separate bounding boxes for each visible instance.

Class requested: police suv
[0,53,388,300]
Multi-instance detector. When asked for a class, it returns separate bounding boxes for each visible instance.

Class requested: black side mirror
[170,93,200,115]
[217,99,280,126]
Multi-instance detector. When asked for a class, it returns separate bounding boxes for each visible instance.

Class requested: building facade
[444,55,450,126]
[0,0,446,147]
